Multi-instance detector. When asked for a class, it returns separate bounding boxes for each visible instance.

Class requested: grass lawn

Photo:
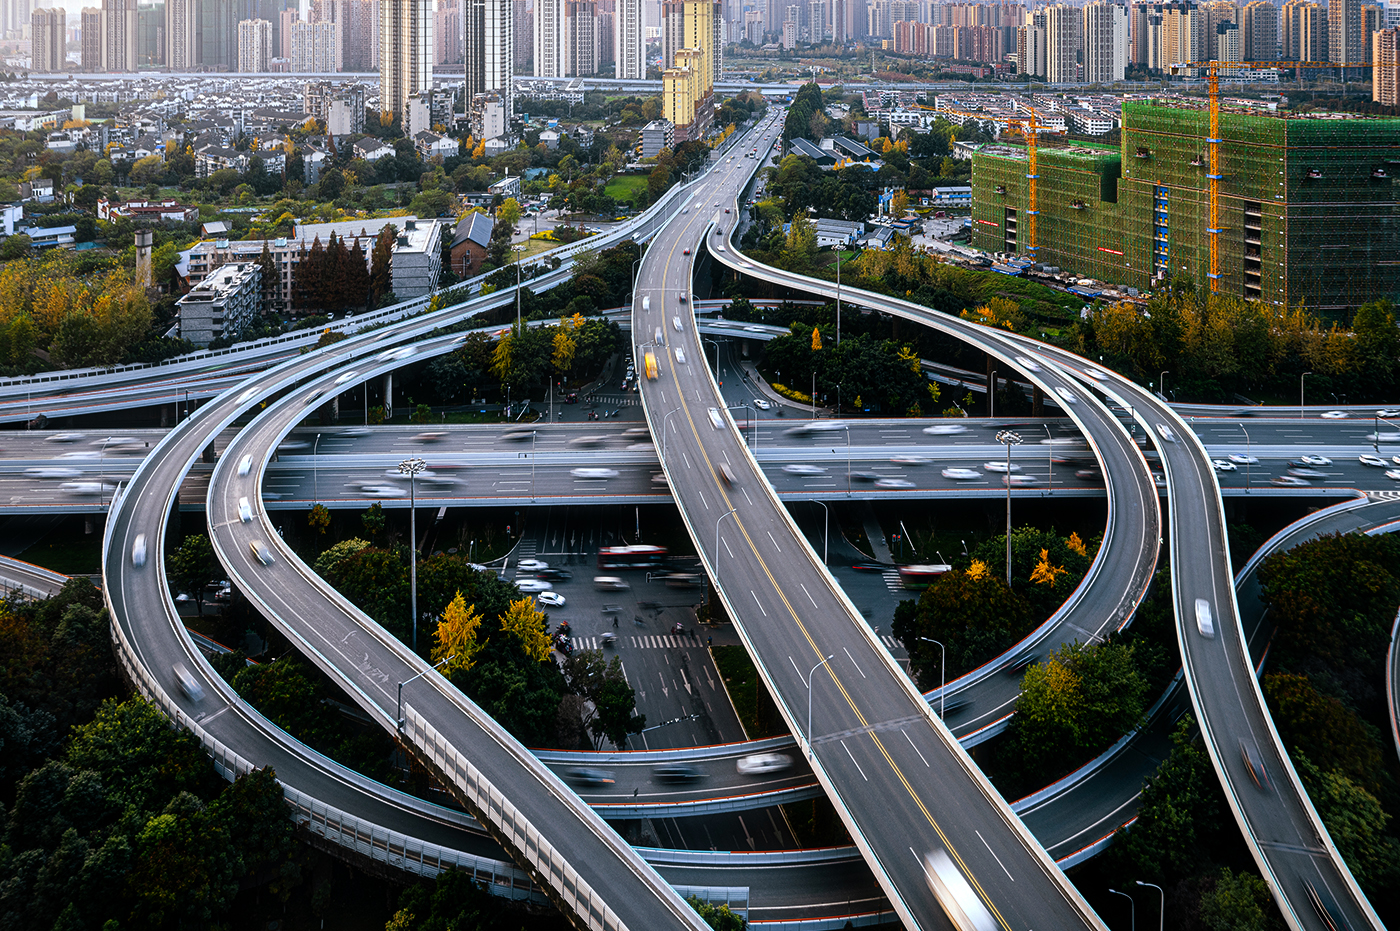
[603,174,649,204]
[519,237,566,260]
[18,532,103,576]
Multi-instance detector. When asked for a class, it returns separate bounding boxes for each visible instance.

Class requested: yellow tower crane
[1168,59,1335,292]
[919,103,1055,255]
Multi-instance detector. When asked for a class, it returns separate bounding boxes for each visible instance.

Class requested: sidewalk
[858,503,895,563]
[734,358,833,418]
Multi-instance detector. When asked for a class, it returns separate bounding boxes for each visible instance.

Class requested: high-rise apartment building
[661,0,684,65]
[81,7,102,68]
[279,7,297,58]
[306,80,367,132]
[1201,0,1235,60]
[238,16,271,69]
[464,0,512,115]
[535,0,565,74]
[661,0,715,139]
[435,0,461,62]
[1375,26,1400,104]
[101,0,138,71]
[136,2,162,67]
[31,7,65,71]
[1240,0,1278,60]
[1282,0,1326,60]
[512,0,531,69]
[291,19,339,69]
[616,0,644,75]
[1329,0,1367,66]
[1157,2,1203,69]
[807,0,823,39]
[1017,11,1045,75]
[564,0,596,74]
[1215,18,1240,58]
[381,0,432,119]
[1044,3,1080,82]
[1082,1,1127,82]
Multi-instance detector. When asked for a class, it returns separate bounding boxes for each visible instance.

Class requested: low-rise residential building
[414,131,459,160]
[19,179,56,203]
[449,212,494,277]
[814,218,865,247]
[488,176,522,199]
[18,224,76,248]
[353,139,396,162]
[302,144,330,183]
[175,262,262,347]
[97,198,200,223]
[0,204,23,236]
[195,146,251,178]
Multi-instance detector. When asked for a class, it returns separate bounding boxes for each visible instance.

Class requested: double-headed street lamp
[397,456,427,652]
[804,654,834,760]
[921,637,945,718]
[995,430,1022,588]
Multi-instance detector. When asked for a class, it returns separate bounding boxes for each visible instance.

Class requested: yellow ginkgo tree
[433,591,485,675]
[1029,548,1069,588]
[500,597,553,661]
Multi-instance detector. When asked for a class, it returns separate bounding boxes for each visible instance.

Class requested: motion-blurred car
[538,592,566,607]
[652,763,704,783]
[876,478,915,488]
[1228,454,1259,465]
[1212,459,1237,472]
[515,578,552,592]
[983,461,1021,473]
[1300,455,1332,466]
[564,767,614,785]
[1271,476,1311,487]
[570,468,619,479]
[736,752,792,775]
[782,464,826,475]
[1320,410,1348,419]
[131,534,147,567]
[941,468,982,481]
[1360,454,1388,467]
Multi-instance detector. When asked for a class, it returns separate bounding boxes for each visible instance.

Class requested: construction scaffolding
[970,100,1400,309]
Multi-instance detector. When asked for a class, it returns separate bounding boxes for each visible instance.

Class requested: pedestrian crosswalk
[510,539,538,579]
[881,635,903,651]
[567,634,699,650]
[882,569,903,592]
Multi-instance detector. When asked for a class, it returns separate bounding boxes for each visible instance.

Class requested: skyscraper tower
[31,7,65,71]
[464,0,513,115]
[380,0,432,121]
[616,0,644,76]
[536,0,565,74]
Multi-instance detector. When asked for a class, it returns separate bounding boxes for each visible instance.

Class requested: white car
[1320,410,1348,419]
[238,454,254,476]
[571,468,619,479]
[1055,386,1078,405]
[1378,409,1400,418]
[923,424,967,435]
[45,432,85,443]
[375,346,416,362]
[1014,356,1042,372]
[518,558,549,572]
[59,481,115,496]
[1228,454,1259,465]
[736,752,792,775]
[891,456,931,465]
[782,464,826,475]
[92,435,138,447]
[516,578,553,592]
[1360,454,1388,467]
[537,591,566,607]
[1299,455,1332,466]
[1155,424,1176,443]
[1084,368,1107,381]
[753,398,771,410]
[1385,469,1400,481]
[1003,474,1039,487]
[238,497,253,523]
[131,534,147,567]
[876,478,915,488]
[1212,459,1237,472]
[675,347,687,364]
[708,408,725,430]
[942,468,982,480]
[25,468,80,479]
[983,461,1021,473]
[334,370,359,385]
[57,451,101,460]
[673,316,682,331]
[359,483,408,497]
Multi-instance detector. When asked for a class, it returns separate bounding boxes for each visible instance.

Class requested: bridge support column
[1032,385,1044,417]
[383,372,393,420]
[330,394,339,421]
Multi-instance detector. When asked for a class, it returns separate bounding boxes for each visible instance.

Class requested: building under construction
[969,100,1400,309]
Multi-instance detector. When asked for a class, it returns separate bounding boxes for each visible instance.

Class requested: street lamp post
[716,507,737,560]
[1044,423,1053,493]
[397,456,427,652]
[995,430,1022,587]
[920,637,945,718]
[1241,424,1251,491]
[988,370,997,418]
[1159,370,1168,400]
[1300,371,1312,419]
[726,403,755,447]
[804,654,834,759]
[812,500,828,564]
[1136,882,1163,931]
[396,653,454,728]
[832,244,842,347]
[313,432,322,504]
[1109,889,1135,931]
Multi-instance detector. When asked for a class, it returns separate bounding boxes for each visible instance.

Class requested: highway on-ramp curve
[636,112,1107,931]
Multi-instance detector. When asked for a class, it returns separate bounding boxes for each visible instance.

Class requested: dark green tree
[166,533,219,616]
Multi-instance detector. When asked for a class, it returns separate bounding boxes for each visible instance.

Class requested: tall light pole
[1300,371,1312,419]
[1109,889,1135,931]
[1136,882,1163,931]
[312,432,322,504]
[920,637,945,718]
[514,242,523,332]
[812,500,828,564]
[804,654,834,759]
[396,653,454,728]
[988,370,997,418]
[832,244,842,346]
[1159,370,1168,400]
[716,507,737,560]
[397,456,427,652]
[1241,424,1251,491]
[995,430,1022,587]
